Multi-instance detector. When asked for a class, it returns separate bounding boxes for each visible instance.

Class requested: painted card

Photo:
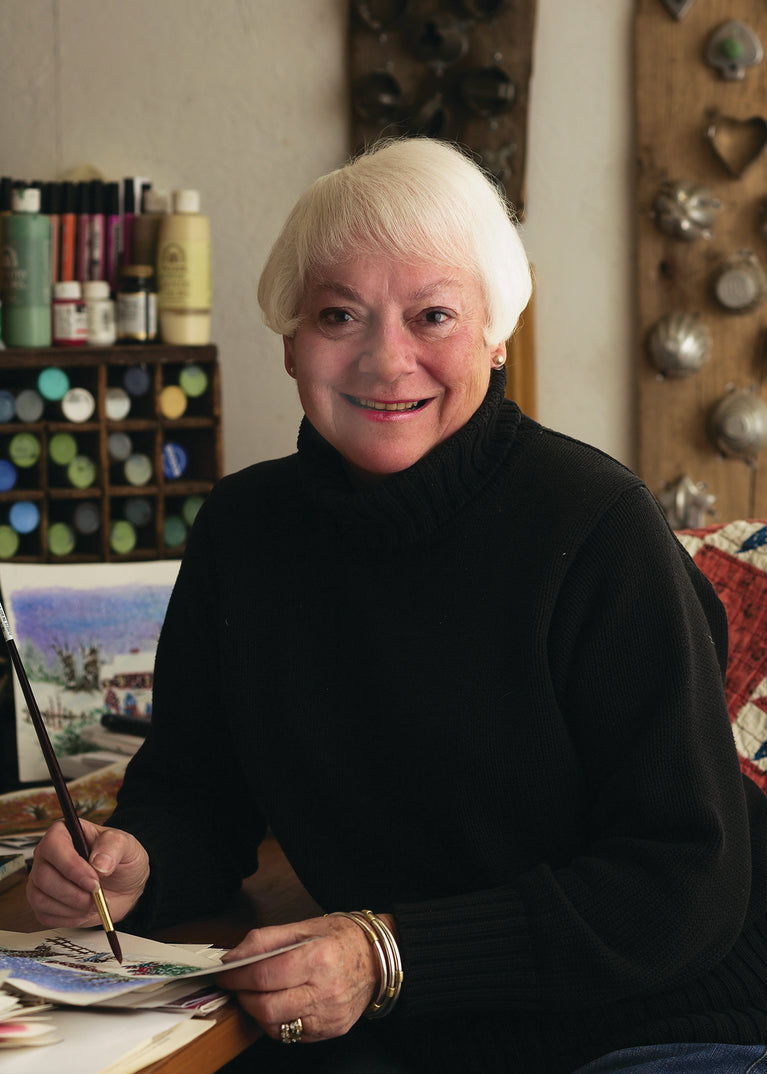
[0,929,312,1007]
[0,562,179,783]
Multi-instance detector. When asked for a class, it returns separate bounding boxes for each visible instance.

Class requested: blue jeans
[572,1043,767,1073]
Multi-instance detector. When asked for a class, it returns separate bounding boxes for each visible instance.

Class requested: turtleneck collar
[296,370,521,550]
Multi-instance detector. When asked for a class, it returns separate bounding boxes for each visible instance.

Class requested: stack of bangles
[329,909,404,1018]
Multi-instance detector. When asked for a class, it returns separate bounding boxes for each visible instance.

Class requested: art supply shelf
[0,344,222,561]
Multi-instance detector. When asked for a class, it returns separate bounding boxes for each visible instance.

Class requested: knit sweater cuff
[392,886,540,1016]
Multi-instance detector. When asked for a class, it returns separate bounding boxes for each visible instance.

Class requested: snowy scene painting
[0,561,179,782]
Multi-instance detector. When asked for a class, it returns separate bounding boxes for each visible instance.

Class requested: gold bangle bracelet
[354,910,404,1018]
[327,911,388,1013]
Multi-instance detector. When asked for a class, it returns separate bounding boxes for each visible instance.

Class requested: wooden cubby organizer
[0,344,222,562]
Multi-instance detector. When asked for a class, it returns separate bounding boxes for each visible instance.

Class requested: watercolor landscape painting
[0,561,179,783]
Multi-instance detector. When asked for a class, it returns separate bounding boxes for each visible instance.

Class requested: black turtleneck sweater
[110,372,767,1072]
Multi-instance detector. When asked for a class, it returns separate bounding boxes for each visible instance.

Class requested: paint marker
[43,182,60,284]
[121,178,135,267]
[75,181,90,283]
[105,181,121,293]
[88,179,105,281]
[59,181,76,282]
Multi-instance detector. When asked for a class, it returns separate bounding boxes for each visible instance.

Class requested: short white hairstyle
[257,137,533,346]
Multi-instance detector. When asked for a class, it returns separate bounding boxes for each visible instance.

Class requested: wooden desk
[0,834,322,1074]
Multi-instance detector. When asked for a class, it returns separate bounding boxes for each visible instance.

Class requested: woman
[27,139,767,1074]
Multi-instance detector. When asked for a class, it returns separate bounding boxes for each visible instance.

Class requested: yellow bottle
[156,189,211,345]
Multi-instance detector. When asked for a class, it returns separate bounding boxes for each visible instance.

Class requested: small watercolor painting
[0,927,309,1007]
[0,561,179,783]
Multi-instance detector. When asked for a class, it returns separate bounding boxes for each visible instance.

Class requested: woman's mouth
[344,395,428,412]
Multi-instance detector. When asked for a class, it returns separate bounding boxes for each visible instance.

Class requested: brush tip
[107,930,123,964]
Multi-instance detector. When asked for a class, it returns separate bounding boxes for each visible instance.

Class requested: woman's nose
[357,325,415,380]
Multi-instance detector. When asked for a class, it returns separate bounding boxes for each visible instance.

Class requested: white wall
[0,0,636,474]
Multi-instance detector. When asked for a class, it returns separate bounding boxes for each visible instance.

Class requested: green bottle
[1,186,51,347]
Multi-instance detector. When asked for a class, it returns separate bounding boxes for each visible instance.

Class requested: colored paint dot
[9,501,40,534]
[110,519,137,554]
[37,367,70,401]
[8,433,41,468]
[14,389,44,422]
[49,432,78,466]
[124,454,153,487]
[61,387,96,423]
[160,385,187,420]
[48,522,76,556]
[179,364,208,398]
[162,442,188,479]
[0,460,18,491]
[164,515,187,548]
[67,455,97,489]
[0,525,20,559]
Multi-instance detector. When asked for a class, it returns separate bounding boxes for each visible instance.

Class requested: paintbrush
[0,599,123,963]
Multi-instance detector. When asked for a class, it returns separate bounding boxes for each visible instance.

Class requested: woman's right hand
[27,818,150,928]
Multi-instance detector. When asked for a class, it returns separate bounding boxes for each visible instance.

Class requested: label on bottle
[117,292,157,341]
[52,299,88,345]
[1,230,51,308]
[157,239,211,310]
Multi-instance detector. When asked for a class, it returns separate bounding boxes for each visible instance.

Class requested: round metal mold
[652,180,722,241]
[646,312,712,377]
[352,71,404,124]
[406,13,469,68]
[712,250,767,313]
[708,389,767,460]
[459,66,516,116]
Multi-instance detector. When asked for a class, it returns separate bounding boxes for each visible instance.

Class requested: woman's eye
[319,308,352,325]
[423,309,451,326]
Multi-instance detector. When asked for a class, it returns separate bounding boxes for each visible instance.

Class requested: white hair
[257,137,532,345]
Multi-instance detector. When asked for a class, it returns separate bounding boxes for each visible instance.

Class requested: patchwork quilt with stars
[676,519,767,793]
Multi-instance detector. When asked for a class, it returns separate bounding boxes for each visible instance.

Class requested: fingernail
[91,852,114,875]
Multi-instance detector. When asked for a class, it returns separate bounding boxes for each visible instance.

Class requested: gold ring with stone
[280,1017,303,1044]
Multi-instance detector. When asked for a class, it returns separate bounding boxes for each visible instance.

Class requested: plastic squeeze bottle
[156,189,211,345]
[1,186,52,347]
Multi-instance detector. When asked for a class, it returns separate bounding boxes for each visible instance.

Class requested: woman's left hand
[215,913,384,1042]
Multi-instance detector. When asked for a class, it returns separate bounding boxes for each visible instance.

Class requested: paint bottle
[156,189,211,345]
[83,279,116,345]
[117,265,157,342]
[1,187,52,347]
[131,188,167,271]
[51,280,88,346]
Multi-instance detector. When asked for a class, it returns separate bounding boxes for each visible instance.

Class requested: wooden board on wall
[506,292,536,418]
[636,0,767,523]
[349,0,536,216]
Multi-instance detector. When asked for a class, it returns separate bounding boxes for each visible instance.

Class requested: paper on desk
[0,928,312,1007]
[0,1008,206,1074]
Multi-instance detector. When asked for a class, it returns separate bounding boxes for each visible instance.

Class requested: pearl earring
[492,354,506,369]
[288,366,297,378]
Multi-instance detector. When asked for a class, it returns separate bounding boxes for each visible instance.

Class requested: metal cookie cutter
[706,21,763,80]
[706,112,767,178]
[659,0,699,20]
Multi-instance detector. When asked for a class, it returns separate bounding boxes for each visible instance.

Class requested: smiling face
[283,254,505,480]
